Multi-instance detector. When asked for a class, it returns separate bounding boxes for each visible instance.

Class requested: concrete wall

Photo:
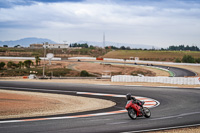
[111,75,200,85]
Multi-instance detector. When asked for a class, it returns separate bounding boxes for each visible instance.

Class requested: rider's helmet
[126,93,132,100]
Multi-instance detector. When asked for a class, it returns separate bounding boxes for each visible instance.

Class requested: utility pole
[42,42,48,77]
[103,32,105,48]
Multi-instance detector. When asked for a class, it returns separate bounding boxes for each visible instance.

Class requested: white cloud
[0,0,200,47]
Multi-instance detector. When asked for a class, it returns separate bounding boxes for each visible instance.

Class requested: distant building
[14,45,23,48]
[30,44,69,49]
[69,47,82,49]
[30,44,43,49]
[45,44,69,49]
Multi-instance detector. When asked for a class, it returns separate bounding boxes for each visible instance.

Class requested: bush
[0,62,5,70]
[7,61,18,69]
[182,55,195,63]
[80,70,90,77]
[175,58,181,63]
[46,68,71,76]
[131,70,153,76]
[195,58,200,63]
[24,60,33,68]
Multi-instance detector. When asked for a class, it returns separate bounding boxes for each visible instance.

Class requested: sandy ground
[0,89,115,119]
[149,126,200,133]
[0,59,169,77]
[73,62,156,76]
[65,60,169,76]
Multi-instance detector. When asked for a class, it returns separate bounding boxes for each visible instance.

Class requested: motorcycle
[125,100,151,120]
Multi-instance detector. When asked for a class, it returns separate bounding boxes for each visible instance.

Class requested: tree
[168,45,200,51]
[126,46,131,50]
[14,45,21,48]
[0,62,5,70]
[7,61,18,69]
[18,61,24,69]
[3,45,8,47]
[24,60,33,68]
[120,46,126,50]
[35,56,41,66]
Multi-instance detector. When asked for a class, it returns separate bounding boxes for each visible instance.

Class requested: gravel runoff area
[0,89,115,119]
[149,126,200,133]
[1,78,199,88]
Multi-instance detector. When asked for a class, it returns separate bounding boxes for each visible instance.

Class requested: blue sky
[0,0,200,47]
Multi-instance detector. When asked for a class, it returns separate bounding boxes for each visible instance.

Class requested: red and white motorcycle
[125,99,151,120]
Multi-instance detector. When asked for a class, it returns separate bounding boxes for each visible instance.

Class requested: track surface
[0,64,198,132]
[154,65,196,77]
[0,81,200,133]
[84,61,197,77]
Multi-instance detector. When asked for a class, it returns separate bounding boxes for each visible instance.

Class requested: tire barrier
[111,75,200,85]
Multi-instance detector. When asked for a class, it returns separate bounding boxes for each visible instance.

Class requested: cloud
[0,0,83,8]
[0,0,33,8]
[0,0,200,47]
[33,0,83,2]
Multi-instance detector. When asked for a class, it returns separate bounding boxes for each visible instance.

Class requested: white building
[30,43,69,49]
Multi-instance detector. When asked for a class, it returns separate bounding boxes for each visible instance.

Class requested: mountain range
[0,37,57,47]
[0,37,155,49]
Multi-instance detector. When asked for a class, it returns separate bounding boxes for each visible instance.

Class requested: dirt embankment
[0,59,170,77]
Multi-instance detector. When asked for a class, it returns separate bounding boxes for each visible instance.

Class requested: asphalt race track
[0,63,199,133]
[154,65,196,77]
[0,81,200,133]
[83,61,197,77]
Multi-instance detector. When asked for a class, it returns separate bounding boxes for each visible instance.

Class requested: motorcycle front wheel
[143,107,151,118]
[128,108,137,120]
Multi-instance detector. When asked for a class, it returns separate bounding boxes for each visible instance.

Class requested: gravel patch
[0,89,116,119]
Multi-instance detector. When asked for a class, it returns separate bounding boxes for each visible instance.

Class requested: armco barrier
[111,75,200,85]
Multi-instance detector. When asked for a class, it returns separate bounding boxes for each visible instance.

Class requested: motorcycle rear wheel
[143,107,151,118]
[128,108,137,120]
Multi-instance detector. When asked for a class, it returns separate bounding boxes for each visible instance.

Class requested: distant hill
[77,41,156,49]
[0,37,156,49]
[0,37,57,47]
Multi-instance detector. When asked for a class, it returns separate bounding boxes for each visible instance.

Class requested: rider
[126,93,145,113]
